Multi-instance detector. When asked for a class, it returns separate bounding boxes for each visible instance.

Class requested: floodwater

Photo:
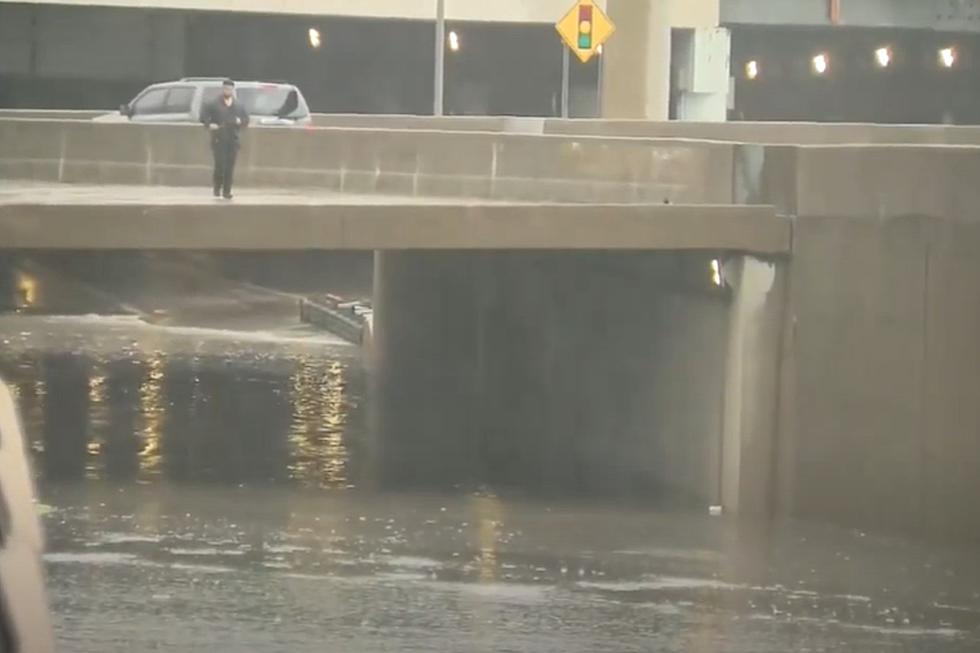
[1,254,980,652]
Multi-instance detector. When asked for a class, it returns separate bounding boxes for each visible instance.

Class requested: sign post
[434,0,446,116]
[560,45,570,118]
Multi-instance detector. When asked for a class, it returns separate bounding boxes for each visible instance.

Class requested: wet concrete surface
[0,181,474,206]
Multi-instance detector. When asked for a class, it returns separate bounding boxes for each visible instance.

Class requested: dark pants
[211,137,239,197]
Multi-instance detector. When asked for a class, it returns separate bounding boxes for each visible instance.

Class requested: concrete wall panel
[0,5,33,75]
[0,119,737,203]
[723,0,980,31]
[301,115,980,147]
[647,291,727,504]
[786,216,929,533]
[0,0,590,22]
[921,221,980,541]
[722,0,830,25]
[372,251,728,504]
[794,146,980,222]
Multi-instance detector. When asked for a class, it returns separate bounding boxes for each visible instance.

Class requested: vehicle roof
[173,79,298,88]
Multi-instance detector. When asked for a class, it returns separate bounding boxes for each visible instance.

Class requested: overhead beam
[0,192,788,253]
[723,0,980,32]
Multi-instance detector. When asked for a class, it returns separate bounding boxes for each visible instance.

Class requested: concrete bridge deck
[0,182,787,252]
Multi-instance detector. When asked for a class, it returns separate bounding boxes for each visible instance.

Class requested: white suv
[94,78,313,127]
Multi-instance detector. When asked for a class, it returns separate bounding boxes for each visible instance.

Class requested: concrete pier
[372,250,733,504]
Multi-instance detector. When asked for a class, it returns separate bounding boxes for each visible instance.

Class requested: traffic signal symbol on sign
[556,0,615,63]
[578,5,593,49]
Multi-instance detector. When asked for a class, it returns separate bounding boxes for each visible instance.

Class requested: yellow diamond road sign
[556,0,615,64]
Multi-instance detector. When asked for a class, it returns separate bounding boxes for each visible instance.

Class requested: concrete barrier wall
[8,111,980,145]
[920,221,980,541]
[544,121,980,146]
[792,145,980,221]
[310,114,545,133]
[770,144,980,541]
[306,113,980,145]
[0,119,736,203]
[0,109,103,120]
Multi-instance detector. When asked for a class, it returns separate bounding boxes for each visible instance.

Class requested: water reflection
[4,324,980,652]
[17,270,38,308]
[0,349,364,488]
[103,359,144,480]
[138,353,164,478]
[0,256,37,311]
[85,366,107,480]
[289,357,353,488]
[473,495,503,583]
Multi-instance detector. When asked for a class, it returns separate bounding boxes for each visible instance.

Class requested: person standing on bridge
[200,79,249,199]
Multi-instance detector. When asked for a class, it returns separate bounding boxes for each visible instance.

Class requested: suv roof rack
[179,77,227,82]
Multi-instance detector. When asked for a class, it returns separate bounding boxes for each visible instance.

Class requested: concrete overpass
[0,183,786,253]
[2,118,980,542]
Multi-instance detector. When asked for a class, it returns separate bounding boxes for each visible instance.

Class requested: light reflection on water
[3,323,980,651]
[86,370,108,478]
[0,348,363,489]
[289,357,352,489]
[137,353,165,479]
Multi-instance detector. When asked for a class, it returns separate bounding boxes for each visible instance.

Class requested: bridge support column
[370,250,487,487]
[371,250,730,504]
[602,0,671,120]
[719,256,788,517]
[602,0,725,121]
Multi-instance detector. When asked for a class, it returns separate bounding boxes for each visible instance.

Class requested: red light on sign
[578,5,593,49]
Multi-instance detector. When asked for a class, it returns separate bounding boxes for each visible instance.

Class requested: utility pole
[434,0,446,116]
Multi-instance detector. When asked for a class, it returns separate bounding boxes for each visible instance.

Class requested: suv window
[200,85,308,119]
[201,87,222,108]
[132,87,168,115]
[238,87,307,118]
[164,87,194,114]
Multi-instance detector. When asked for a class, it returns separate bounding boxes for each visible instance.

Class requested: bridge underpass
[0,183,787,517]
[3,119,980,541]
[371,249,782,515]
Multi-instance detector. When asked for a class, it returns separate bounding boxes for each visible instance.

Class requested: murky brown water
[2,313,980,652]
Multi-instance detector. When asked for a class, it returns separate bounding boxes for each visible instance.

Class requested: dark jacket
[200,97,250,145]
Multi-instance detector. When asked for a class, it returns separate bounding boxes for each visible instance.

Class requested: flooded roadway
[1,254,979,652]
